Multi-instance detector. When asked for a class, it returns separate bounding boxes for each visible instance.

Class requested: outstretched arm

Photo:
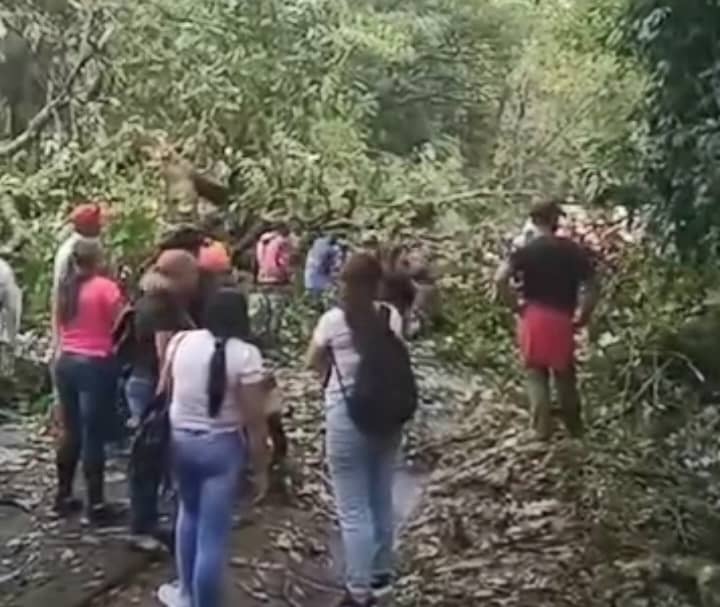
[494,260,520,313]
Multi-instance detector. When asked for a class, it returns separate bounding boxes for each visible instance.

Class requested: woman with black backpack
[306,253,416,607]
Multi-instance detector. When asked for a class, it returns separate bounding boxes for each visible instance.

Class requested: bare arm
[305,340,329,377]
[236,381,271,498]
[575,274,600,328]
[494,260,520,313]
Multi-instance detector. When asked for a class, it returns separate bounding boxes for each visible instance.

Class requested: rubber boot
[53,456,82,516]
[53,436,82,516]
[82,462,114,526]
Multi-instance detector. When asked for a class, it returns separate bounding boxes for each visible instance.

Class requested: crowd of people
[0,195,601,607]
[35,203,434,607]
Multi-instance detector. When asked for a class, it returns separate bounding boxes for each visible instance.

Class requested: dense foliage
[0,0,714,434]
[0,0,645,317]
[4,3,720,604]
[623,0,720,257]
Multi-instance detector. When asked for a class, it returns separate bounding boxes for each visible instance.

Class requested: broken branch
[0,21,113,158]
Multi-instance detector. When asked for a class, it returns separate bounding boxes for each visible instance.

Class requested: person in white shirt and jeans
[0,258,22,374]
[157,287,271,607]
[306,254,404,607]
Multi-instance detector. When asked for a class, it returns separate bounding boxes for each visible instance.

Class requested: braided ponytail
[207,336,228,418]
[203,287,252,418]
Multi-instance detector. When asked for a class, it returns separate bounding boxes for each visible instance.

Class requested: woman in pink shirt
[53,238,124,524]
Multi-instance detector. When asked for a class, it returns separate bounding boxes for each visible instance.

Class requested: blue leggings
[172,429,244,607]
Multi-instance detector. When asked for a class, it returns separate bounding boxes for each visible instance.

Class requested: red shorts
[517,304,575,372]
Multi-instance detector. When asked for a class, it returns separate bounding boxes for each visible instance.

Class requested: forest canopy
[0,0,715,312]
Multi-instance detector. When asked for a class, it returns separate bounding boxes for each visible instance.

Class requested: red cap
[198,240,231,273]
[70,203,102,232]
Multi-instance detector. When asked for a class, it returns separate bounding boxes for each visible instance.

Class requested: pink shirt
[60,276,124,357]
[256,232,292,284]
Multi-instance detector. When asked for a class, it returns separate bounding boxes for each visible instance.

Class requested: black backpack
[332,306,418,437]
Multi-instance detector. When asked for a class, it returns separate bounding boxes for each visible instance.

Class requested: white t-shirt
[169,330,264,432]
[512,219,541,251]
[0,258,21,345]
[312,303,403,397]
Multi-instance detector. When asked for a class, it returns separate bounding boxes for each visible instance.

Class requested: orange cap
[198,240,231,273]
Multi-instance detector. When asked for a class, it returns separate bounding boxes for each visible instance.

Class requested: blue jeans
[54,353,118,468]
[173,429,245,607]
[325,394,400,599]
[54,353,118,504]
[127,373,162,534]
[125,373,155,421]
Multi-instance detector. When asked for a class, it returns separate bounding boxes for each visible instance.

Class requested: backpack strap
[327,303,393,401]
[156,330,190,399]
[377,303,397,336]
[326,345,350,404]
[178,307,197,330]
[112,303,135,342]
[378,303,391,326]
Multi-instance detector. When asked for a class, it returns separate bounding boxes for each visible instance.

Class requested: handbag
[128,332,188,488]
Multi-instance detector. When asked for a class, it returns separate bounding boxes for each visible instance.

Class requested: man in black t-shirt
[495,200,600,440]
[509,234,594,314]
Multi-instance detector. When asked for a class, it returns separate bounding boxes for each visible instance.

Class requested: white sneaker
[371,574,394,599]
[131,534,164,553]
[157,581,191,607]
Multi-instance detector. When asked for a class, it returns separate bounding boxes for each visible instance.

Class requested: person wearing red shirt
[255,223,295,344]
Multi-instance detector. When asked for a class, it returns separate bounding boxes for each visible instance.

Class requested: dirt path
[93,469,425,607]
[0,343,477,607]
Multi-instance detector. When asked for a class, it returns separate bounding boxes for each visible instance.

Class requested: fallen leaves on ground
[396,389,720,607]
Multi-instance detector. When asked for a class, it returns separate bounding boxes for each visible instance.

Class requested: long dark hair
[204,287,252,418]
[340,253,383,351]
[57,239,102,324]
[379,271,415,316]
